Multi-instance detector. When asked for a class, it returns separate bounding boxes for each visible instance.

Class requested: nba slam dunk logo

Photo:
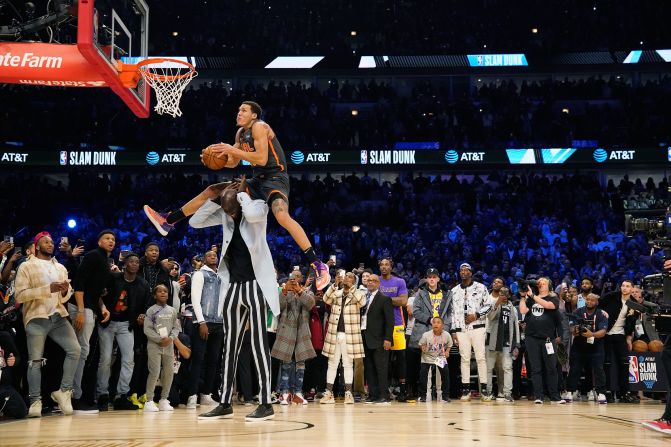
[629,355,657,389]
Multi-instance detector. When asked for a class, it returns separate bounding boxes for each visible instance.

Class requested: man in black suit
[361,274,394,404]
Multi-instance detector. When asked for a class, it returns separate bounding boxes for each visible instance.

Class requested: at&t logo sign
[291,151,305,164]
[146,151,160,165]
[444,150,485,164]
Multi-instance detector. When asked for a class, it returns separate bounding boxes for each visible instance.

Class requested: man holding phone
[70,229,115,413]
[58,237,85,280]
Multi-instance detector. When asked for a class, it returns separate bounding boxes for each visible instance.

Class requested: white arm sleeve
[190,271,206,323]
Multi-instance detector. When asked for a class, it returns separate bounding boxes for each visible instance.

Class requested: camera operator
[642,259,671,434]
[600,279,639,403]
[565,294,608,404]
[519,277,565,404]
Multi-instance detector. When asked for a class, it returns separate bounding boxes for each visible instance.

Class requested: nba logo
[59,151,67,166]
[628,355,639,384]
[360,150,368,165]
[477,55,483,66]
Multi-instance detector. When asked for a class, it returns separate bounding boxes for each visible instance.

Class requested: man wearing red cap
[14,232,81,418]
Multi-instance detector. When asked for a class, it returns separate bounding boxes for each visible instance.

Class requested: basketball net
[137,59,198,118]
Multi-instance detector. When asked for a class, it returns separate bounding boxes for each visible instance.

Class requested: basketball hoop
[120,57,197,118]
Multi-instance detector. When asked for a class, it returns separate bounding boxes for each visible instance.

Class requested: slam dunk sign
[629,354,666,392]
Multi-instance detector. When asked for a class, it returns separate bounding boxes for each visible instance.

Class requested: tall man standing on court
[193,178,279,421]
[378,257,409,401]
[450,263,491,400]
[70,230,115,413]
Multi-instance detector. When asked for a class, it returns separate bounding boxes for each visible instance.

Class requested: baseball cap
[459,263,473,271]
[426,268,440,277]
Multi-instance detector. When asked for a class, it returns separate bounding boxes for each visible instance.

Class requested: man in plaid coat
[320,271,366,404]
[271,270,316,405]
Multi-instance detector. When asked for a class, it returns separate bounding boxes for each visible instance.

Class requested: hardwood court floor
[2,399,670,447]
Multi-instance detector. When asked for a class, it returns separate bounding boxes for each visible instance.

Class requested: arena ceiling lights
[169,51,671,70]
[265,56,324,69]
[618,49,671,64]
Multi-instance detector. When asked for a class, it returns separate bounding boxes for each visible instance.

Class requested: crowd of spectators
[0,169,667,419]
[1,75,670,151]
[1,170,667,295]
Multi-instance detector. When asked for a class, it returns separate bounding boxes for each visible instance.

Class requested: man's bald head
[221,189,240,218]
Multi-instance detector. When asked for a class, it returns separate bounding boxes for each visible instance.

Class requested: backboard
[77,0,151,117]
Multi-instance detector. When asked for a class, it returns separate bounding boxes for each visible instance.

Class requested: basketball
[633,340,648,352]
[201,147,228,170]
[648,340,664,352]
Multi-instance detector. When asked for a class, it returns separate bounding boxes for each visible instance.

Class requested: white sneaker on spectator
[344,391,354,405]
[158,399,174,411]
[144,401,159,412]
[561,391,571,401]
[320,390,335,404]
[586,390,596,402]
[28,400,42,418]
[200,394,217,406]
[597,393,608,404]
[280,392,291,406]
[534,399,543,404]
[51,389,73,415]
[186,395,198,409]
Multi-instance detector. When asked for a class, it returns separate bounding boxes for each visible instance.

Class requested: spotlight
[67,219,77,229]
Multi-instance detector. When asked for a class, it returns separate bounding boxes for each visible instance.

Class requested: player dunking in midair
[143,101,331,289]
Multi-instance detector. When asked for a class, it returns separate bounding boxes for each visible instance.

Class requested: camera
[567,314,593,335]
[516,278,539,296]
[625,209,671,306]
[283,278,302,295]
[625,215,668,237]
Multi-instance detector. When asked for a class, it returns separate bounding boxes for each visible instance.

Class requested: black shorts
[246,172,290,205]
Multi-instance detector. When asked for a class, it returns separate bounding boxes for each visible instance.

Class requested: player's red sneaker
[312,261,331,290]
[642,419,671,434]
[143,205,174,236]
